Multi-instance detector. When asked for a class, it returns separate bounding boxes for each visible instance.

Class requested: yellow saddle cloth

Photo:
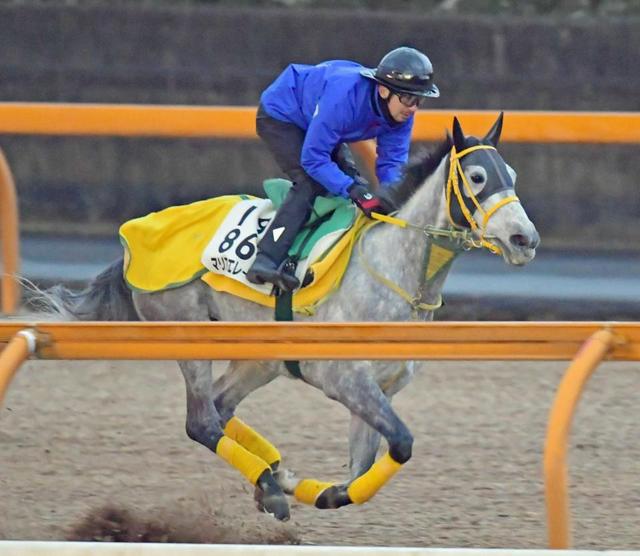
[120,194,368,315]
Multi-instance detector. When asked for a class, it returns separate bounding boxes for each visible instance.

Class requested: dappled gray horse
[40,115,539,521]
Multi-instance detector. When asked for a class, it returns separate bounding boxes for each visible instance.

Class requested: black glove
[348,182,393,218]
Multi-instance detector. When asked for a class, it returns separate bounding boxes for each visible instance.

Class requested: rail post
[543,328,616,549]
[0,330,36,407]
[0,148,20,314]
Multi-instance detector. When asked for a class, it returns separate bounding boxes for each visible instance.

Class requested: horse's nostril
[510,233,536,248]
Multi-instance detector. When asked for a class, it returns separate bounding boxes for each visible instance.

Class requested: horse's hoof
[263,493,291,521]
[254,485,290,521]
[315,484,351,509]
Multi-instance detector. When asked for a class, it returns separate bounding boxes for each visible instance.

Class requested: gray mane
[384,134,453,209]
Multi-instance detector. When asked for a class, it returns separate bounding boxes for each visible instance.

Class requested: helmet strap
[377,88,400,126]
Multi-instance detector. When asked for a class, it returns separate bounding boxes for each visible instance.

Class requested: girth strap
[274,290,304,380]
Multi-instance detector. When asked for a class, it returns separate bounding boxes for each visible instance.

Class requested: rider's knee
[389,430,413,464]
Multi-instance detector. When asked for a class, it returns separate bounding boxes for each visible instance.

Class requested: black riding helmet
[361,47,440,98]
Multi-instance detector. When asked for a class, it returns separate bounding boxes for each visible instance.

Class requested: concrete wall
[0,4,638,247]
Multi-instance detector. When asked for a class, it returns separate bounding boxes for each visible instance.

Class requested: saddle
[120,179,368,314]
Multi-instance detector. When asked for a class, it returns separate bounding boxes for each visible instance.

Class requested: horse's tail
[25,258,139,322]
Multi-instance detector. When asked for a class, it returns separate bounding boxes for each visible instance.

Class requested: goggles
[394,91,428,108]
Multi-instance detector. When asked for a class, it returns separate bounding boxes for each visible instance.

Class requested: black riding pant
[255,104,359,264]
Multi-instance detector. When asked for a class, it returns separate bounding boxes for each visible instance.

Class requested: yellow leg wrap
[294,479,335,505]
[347,452,403,504]
[215,436,270,485]
[223,417,281,467]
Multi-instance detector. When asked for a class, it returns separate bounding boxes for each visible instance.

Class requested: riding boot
[246,190,313,292]
[246,251,300,292]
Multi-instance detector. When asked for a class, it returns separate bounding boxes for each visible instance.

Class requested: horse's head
[446,113,539,266]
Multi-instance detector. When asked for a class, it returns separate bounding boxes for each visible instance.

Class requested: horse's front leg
[349,414,381,480]
[348,362,414,480]
[294,361,413,509]
[179,360,289,521]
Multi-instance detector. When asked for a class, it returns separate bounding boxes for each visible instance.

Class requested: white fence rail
[0,541,638,556]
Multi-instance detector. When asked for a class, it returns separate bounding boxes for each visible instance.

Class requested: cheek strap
[378,92,398,125]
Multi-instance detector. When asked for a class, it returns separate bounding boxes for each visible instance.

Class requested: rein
[358,219,455,316]
[361,144,519,317]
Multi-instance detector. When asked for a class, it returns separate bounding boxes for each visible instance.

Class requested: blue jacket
[260,60,413,197]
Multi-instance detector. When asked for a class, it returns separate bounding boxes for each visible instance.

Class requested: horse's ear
[452,117,466,152]
[445,130,454,149]
[484,112,504,147]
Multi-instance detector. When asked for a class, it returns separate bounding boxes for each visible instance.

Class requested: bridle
[445,144,519,255]
[358,144,520,316]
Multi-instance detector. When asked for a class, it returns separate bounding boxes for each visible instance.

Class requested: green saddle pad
[263,178,356,260]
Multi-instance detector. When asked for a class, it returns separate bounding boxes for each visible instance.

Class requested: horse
[34,114,539,522]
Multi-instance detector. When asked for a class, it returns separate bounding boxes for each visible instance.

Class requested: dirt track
[1,357,639,549]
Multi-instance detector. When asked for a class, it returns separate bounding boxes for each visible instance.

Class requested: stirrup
[247,254,300,292]
[274,259,300,292]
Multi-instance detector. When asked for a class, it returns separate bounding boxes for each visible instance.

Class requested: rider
[246,46,440,292]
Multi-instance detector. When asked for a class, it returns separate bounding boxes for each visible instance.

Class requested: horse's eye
[470,173,484,184]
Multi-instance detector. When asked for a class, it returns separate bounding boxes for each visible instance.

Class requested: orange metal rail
[0,320,634,548]
[543,328,617,548]
[0,103,638,143]
[0,321,637,361]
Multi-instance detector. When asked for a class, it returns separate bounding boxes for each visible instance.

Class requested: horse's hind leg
[179,359,289,521]
[295,362,413,510]
[213,360,282,466]
[179,360,220,448]
[212,360,292,517]
[133,286,288,519]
